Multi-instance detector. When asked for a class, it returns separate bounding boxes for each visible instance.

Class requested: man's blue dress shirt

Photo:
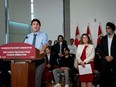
[24,31,48,50]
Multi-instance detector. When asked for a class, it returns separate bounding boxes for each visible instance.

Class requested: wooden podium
[0,42,44,87]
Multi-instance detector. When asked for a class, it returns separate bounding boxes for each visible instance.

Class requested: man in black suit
[99,22,116,87]
[53,35,68,58]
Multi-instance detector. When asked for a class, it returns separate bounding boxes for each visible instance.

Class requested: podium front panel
[11,63,35,87]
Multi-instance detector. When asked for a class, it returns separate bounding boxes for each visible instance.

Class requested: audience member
[48,40,52,46]
[48,40,54,53]
[53,48,74,87]
[42,46,57,86]
[54,35,68,58]
[53,40,58,45]
[68,38,76,58]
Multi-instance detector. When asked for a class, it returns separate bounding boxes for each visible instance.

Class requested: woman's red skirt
[79,62,94,82]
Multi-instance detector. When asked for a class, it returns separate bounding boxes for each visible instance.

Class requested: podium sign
[0,42,42,60]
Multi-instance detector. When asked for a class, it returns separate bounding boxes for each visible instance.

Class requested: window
[31,0,34,20]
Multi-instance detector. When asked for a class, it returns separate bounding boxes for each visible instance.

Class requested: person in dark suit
[47,40,54,53]
[99,22,116,87]
[53,35,68,58]
[41,46,57,86]
[0,60,11,87]
[45,46,57,71]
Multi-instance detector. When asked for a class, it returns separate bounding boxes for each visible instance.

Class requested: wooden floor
[45,83,98,87]
[43,82,80,87]
[42,77,80,87]
[45,83,72,87]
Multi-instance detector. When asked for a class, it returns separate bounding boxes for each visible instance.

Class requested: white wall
[34,0,63,42]
[70,0,116,47]
[1,0,116,46]
[9,0,31,24]
[0,0,6,45]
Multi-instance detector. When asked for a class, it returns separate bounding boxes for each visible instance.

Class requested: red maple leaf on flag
[86,25,92,43]
[74,25,80,47]
[97,25,103,45]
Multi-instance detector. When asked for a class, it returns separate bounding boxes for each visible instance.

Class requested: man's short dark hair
[31,19,41,26]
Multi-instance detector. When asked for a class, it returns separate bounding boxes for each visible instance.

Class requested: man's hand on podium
[40,49,45,54]
[40,44,47,54]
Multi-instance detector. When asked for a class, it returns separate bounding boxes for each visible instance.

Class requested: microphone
[23,36,28,42]
[25,36,28,39]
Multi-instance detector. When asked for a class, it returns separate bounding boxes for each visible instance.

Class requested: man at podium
[24,19,48,87]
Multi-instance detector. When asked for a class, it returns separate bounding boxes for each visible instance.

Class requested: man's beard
[107,32,111,35]
[107,31,114,36]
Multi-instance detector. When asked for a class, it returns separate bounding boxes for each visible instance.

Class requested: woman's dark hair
[31,19,41,26]
[57,35,64,41]
[80,33,92,44]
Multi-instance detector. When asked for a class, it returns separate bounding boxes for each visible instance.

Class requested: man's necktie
[59,43,62,54]
[32,34,37,46]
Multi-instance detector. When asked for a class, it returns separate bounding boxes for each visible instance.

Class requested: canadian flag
[97,25,103,45]
[74,25,80,47]
[86,25,92,43]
